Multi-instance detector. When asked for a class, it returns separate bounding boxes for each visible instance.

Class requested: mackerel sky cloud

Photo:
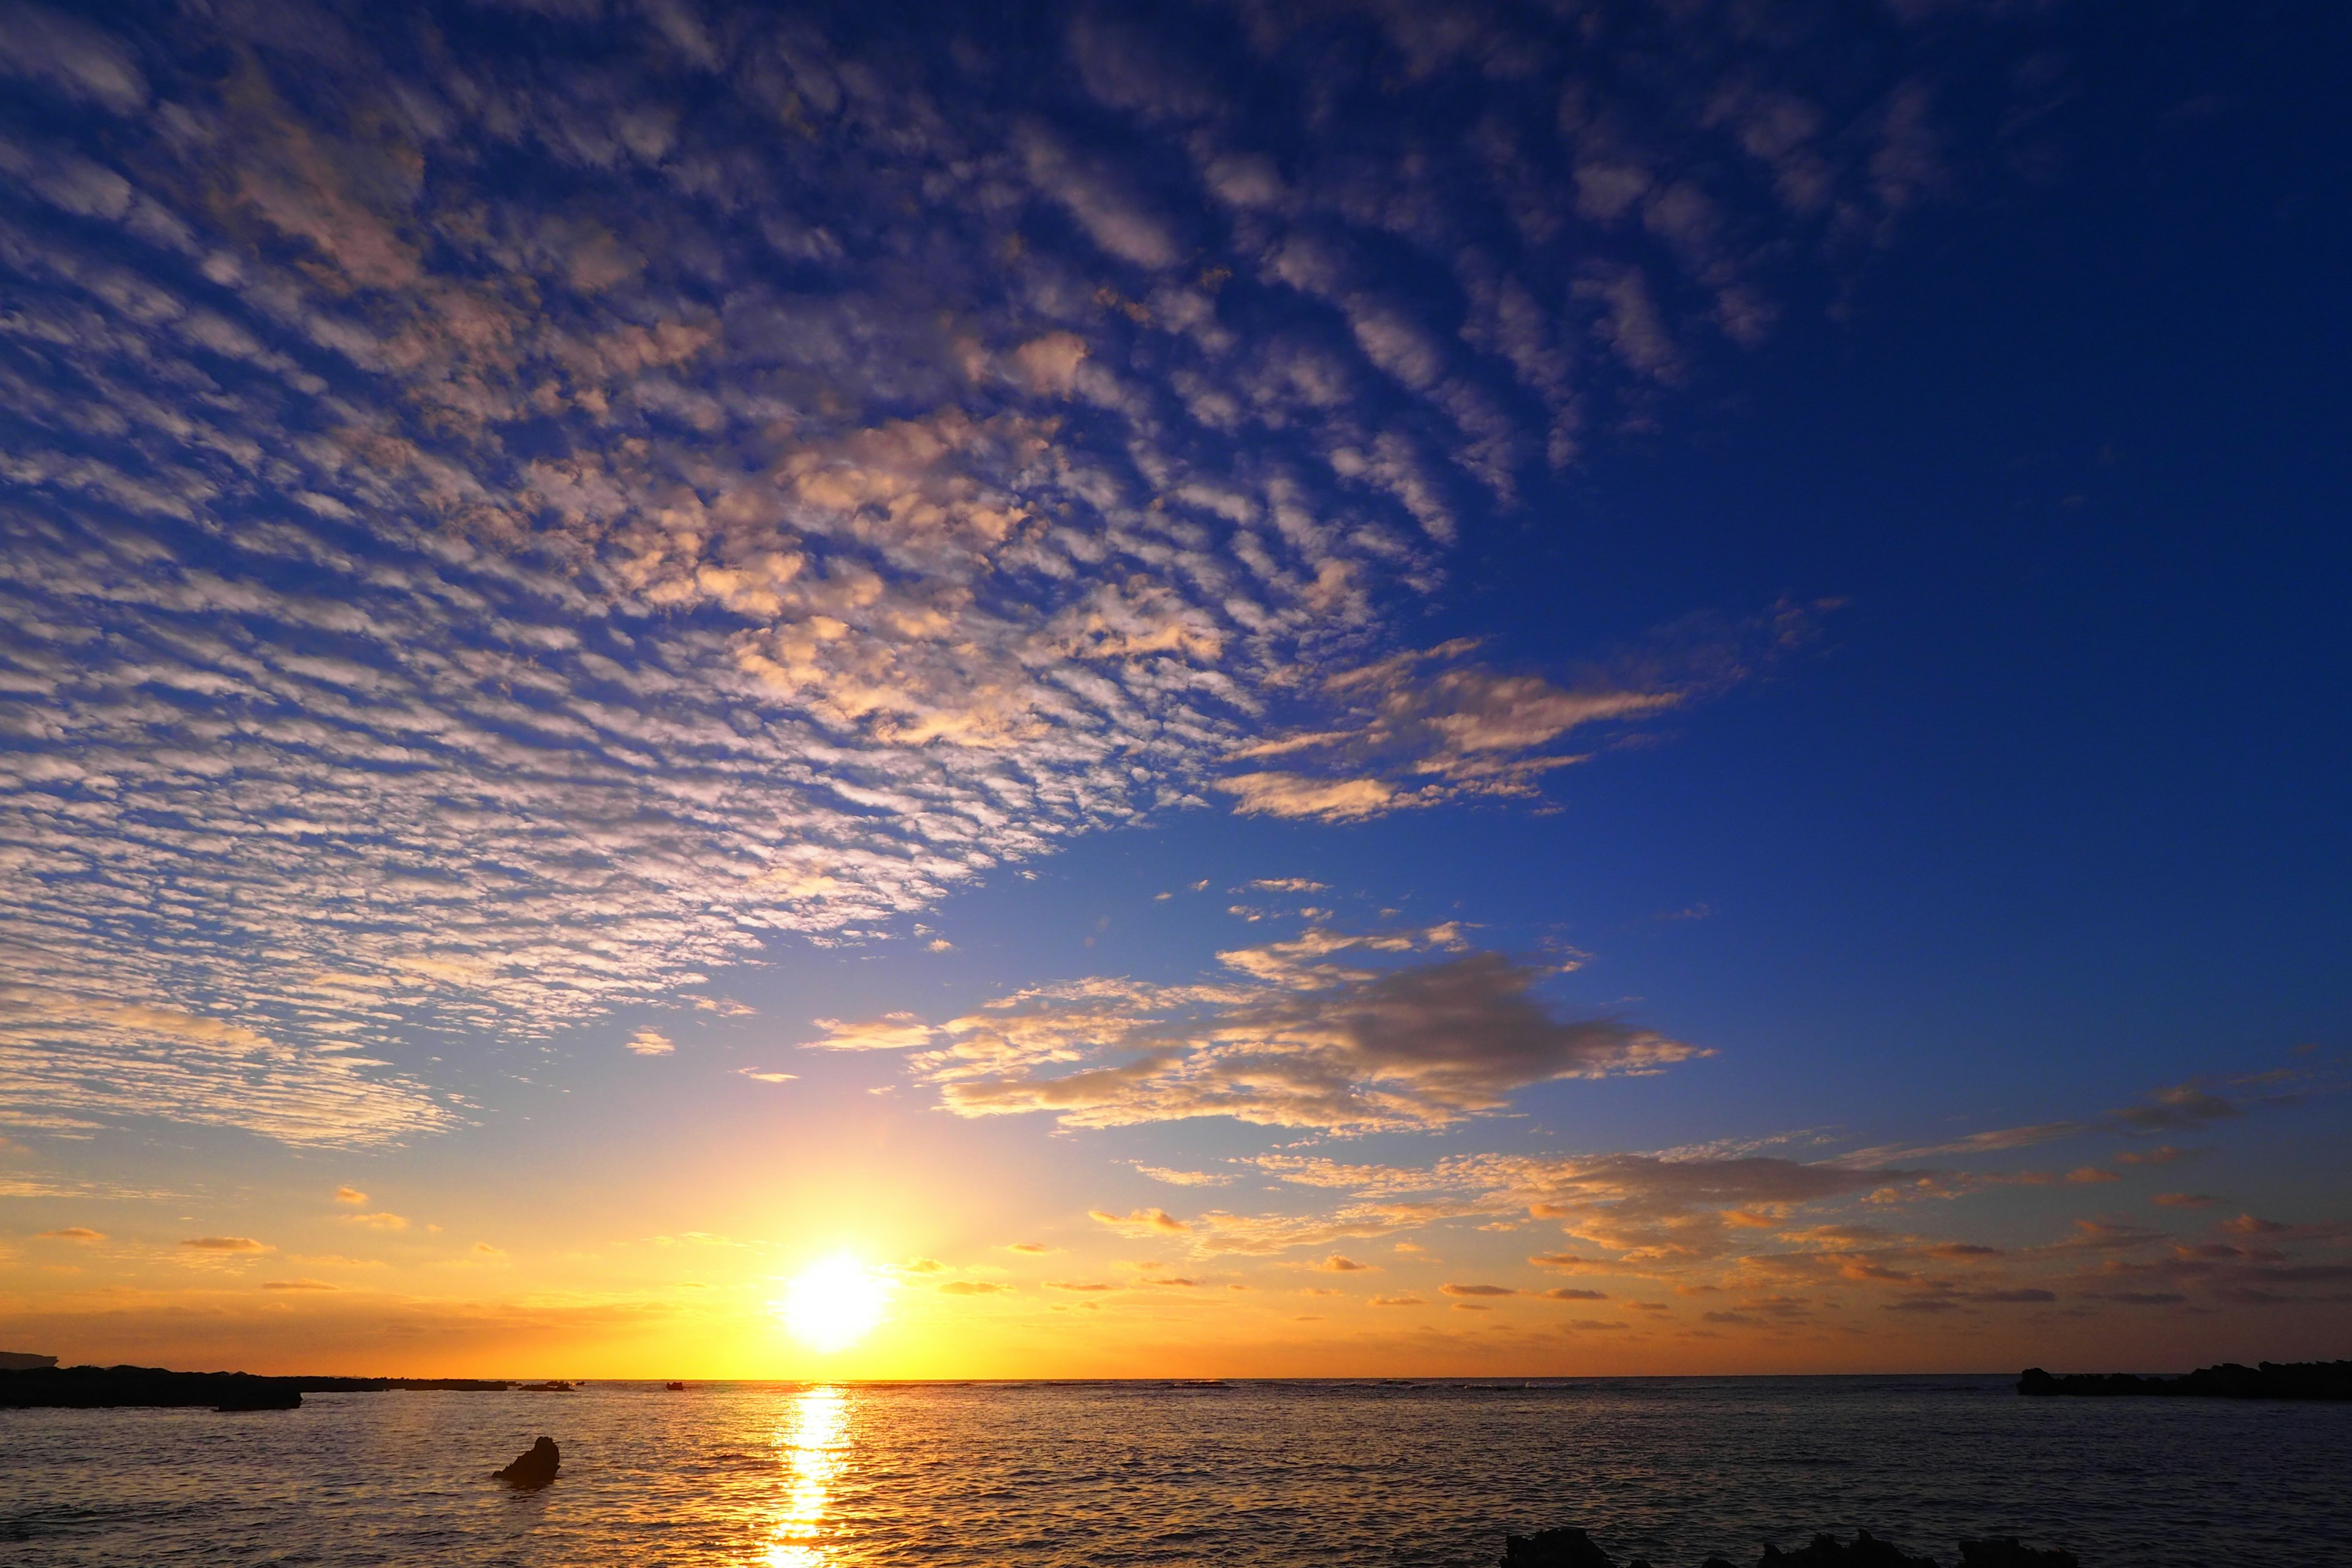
[1,0,2346,1377]
[0,0,1939,1139]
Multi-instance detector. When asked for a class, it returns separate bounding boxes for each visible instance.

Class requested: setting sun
[778,1256,893,1354]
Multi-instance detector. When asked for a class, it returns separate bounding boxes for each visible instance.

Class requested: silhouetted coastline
[2017,1361,2352,1400]
[0,1364,513,1409]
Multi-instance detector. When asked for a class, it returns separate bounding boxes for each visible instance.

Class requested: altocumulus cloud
[908,928,1698,1132]
[0,0,2021,1144]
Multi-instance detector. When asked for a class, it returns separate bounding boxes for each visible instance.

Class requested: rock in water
[1959,1540,2079,1567]
[1501,1526,1616,1566]
[213,1378,301,1412]
[1760,1531,1937,1567]
[494,1436,560,1489]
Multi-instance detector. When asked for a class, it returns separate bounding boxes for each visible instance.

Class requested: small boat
[665,1381,687,1391]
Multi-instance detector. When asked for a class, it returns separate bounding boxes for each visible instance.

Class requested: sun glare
[780,1255,892,1353]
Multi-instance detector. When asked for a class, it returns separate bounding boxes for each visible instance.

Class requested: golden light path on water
[764,1385,850,1566]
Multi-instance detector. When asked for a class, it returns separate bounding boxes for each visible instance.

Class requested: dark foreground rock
[2018,1359,2352,1399]
[495,1436,561,1490]
[1499,1528,2076,1567]
[1502,1528,1618,1567]
[0,1365,513,1408]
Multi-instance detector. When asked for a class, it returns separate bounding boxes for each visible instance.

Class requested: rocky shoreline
[2017,1360,2352,1399]
[0,1365,514,1411]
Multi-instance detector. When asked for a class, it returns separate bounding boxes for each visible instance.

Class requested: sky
[1,0,2346,1379]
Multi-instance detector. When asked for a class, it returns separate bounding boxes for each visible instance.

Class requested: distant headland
[0,1361,516,1412]
[2017,1361,2351,1400]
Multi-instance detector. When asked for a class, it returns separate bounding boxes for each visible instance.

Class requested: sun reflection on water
[763,1385,850,1567]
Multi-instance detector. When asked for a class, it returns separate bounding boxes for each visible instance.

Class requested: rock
[0,1351,58,1371]
[2018,1359,2352,1399]
[214,1378,301,1411]
[1958,1539,2078,1567]
[494,1436,560,1489]
[1760,1530,1937,1567]
[1500,1526,1616,1567]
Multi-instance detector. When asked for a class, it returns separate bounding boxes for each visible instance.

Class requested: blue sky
[0,0,2345,1374]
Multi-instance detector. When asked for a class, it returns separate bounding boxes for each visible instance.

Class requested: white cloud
[801,1014,937,1052]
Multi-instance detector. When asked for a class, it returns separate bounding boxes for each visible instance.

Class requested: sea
[2,1376,2346,1566]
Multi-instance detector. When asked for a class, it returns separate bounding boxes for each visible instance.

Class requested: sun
[779,1255,893,1353]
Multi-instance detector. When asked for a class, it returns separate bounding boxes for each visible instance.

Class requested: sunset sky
[1,0,2346,1379]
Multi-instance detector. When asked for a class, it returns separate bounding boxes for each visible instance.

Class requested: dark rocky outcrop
[1959,1539,2079,1567]
[2019,1360,2352,1399]
[494,1436,560,1489]
[0,1366,300,1410]
[1760,1532,1936,1567]
[213,1379,302,1411]
[1502,1528,1619,1567]
[0,1364,511,1408]
[0,1351,58,1371]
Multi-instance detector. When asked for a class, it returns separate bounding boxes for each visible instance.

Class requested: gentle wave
[2,1376,2345,1566]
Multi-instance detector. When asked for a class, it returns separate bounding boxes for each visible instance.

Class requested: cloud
[1005,1242,1054,1254]
[1090,1207,1191,1235]
[35,1226,102,1241]
[1044,1280,1118,1293]
[0,0,2032,1147]
[2114,1145,2192,1166]
[2113,1083,2244,1131]
[1134,1165,1232,1187]
[333,1187,368,1205]
[472,1242,505,1256]
[1218,611,1824,821]
[1440,1282,1517,1297]
[802,1016,938,1052]
[734,1068,799,1084]
[924,928,1699,1133]
[0,2,146,114]
[940,1280,1009,1295]
[1314,1254,1371,1272]
[1368,1294,1425,1306]
[2154,1193,2218,1210]
[180,1236,269,1253]
[261,1278,339,1291]
[342,1212,409,1231]
[626,1030,676,1057]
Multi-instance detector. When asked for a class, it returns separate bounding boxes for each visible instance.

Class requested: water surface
[4,1376,2345,1565]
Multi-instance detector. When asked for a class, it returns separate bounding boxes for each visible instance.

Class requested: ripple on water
[0,1379,2347,1566]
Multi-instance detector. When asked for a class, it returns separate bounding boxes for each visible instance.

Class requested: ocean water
[2,1376,2346,1566]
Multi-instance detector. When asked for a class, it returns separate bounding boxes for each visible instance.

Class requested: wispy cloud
[1216,609,1826,821]
[916,927,1697,1133]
